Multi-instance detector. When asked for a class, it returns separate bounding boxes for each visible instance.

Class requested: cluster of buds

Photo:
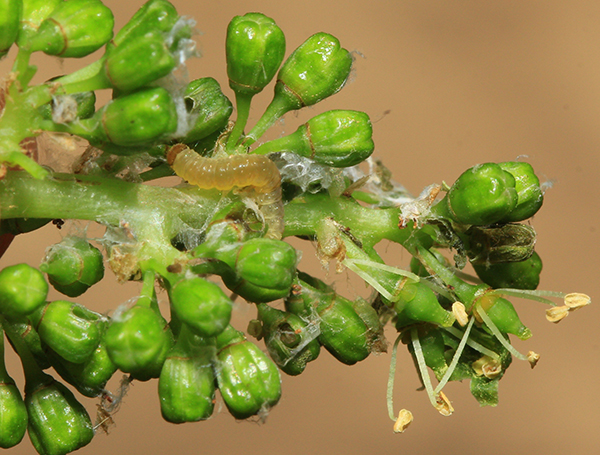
[0,0,592,453]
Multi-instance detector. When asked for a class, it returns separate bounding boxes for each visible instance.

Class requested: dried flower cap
[472,355,502,379]
[452,302,469,327]
[435,391,454,417]
[393,409,413,433]
[527,351,540,369]
[564,293,591,310]
[545,305,569,323]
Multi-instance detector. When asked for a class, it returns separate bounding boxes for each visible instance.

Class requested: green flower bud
[498,161,544,222]
[27,0,113,57]
[473,251,542,290]
[0,263,48,319]
[254,110,374,167]
[0,335,27,449]
[0,381,27,448]
[45,341,117,398]
[393,281,455,328]
[159,327,216,423]
[215,325,282,419]
[286,276,371,365]
[104,304,173,381]
[17,0,61,47]
[226,13,285,96]
[25,376,93,455]
[112,0,179,47]
[245,33,353,144]
[104,29,176,92]
[221,238,297,303]
[0,0,22,59]
[182,78,233,143]
[191,220,250,265]
[38,91,96,122]
[476,293,531,340]
[3,318,51,369]
[30,300,104,364]
[277,32,352,109]
[40,236,104,298]
[257,303,320,376]
[441,163,518,226]
[169,276,232,337]
[465,223,536,265]
[80,87,178,147]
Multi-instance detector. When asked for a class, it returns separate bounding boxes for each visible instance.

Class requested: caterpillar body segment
[167,144,284,239]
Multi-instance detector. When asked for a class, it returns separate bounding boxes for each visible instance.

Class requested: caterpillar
[167,144,284,239]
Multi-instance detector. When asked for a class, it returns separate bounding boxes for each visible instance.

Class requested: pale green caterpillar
[167,144,284,239]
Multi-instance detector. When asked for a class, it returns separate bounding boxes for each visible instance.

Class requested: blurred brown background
[1,0,599,454]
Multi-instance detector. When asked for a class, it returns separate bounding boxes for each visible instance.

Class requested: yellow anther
[393,409,413,433]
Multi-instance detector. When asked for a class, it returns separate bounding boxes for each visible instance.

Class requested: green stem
[226,92,253,152]
[283,193,410,248]
[409,242,478,303]
[11,48,34,85]
[0,171,218,234]
[243,95,290,147]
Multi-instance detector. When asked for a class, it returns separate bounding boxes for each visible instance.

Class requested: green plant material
[473,251,543,290]
[104,304,174,381]
[112,0,179,47]
[245,32,352,144]
[169,276,232,337]
[159,326,216,423]
[220,238,297,303]
[226,13,285,96]
[256,302,320,376]
[44,340,117,398]
[0,332,28,449]
[27,0,114,58]
[474,292,532,340]
[276,32,352,108]
[73,87,178,148]
[436,163,518,226]
[0,263,48,319]
[405,326,448,381]
[498,161,544,222]
[253,110,374,167]
[286,274,372,365]
[30,300,104,364]
[0,0,21,59]
[40,236,105,298]
[104,29,176,92]
[182,77,233,143]
[215,325,281,419]
[3,318,51,369]
[25,375,94,455]
[225,12,285,149]
[0,1,591,443]
[38,91,96,122]
[393,281,455,329]
[464,223,536,265]
[17,0,61,47]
